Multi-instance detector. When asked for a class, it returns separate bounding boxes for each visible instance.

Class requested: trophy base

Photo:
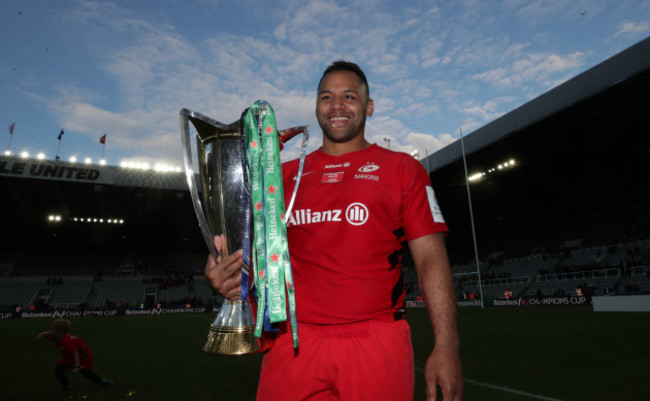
[202,324,260,355]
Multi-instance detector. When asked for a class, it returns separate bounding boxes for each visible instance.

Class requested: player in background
[35,319,113,394]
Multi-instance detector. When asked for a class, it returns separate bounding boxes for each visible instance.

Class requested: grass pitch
[2,306,648,400]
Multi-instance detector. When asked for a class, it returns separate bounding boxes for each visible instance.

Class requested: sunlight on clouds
[366,116,454,155]
[461,100,503,122]
[512,51,585,82]
[615,21,650,36]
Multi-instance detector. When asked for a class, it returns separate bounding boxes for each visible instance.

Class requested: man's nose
[331,96,344,109]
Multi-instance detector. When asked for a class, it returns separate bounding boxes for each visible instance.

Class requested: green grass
[2,306,648,400]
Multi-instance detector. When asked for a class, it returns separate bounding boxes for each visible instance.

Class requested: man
[35,319,113,394]
[205,60,463,401]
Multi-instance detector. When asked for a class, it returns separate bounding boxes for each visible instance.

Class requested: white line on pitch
[415,368,563,401]
[464,378,564,401]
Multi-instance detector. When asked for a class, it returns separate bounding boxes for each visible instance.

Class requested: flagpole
[100,133,107,161]
[425,148,430,173]
[459,128,485,308]
[56,129,64,161]
[56,139,62,161]
[7,122,15,153]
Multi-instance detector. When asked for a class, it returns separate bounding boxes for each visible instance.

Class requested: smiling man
[205,60,463,401]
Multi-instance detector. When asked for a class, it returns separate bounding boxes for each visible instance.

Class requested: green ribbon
[244,101,298,348]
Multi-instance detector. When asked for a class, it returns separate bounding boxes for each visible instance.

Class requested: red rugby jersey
[282,144,447,324]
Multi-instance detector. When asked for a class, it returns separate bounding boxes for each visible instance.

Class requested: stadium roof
[425,36,650,263]
[423,36,650,173]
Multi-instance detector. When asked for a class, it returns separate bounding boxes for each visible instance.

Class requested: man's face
[316,70,373,144]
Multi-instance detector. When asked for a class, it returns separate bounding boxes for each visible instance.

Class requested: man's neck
[321,138,371,157]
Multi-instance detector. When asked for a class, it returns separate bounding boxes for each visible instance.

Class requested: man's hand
[204,235,243,301]
[424,347,463,401]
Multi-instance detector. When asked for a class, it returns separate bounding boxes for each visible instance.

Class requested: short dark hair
[318,60,369,96]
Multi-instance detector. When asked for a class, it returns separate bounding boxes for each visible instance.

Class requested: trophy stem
[202,299,260,355]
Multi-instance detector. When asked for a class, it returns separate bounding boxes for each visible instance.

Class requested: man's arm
[34,331,52,342]
[409,232,463,401]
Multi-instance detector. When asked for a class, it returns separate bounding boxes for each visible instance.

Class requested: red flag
[9,122,15,134]
[99,134,107,144]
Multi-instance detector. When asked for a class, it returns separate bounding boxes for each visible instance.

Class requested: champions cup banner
[2,306,211,320]
[406,297,591,309]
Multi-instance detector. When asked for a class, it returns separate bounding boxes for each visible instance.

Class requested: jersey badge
[321,171,344,184]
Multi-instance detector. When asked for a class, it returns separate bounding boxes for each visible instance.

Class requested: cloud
[366,115,455,156]
[473,50,587,93]
[5,0,648,168]
[615,20,650,36]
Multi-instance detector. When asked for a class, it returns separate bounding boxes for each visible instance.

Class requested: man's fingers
[203,243,244,299]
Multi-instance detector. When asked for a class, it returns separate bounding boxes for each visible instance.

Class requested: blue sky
[1,0,649,167]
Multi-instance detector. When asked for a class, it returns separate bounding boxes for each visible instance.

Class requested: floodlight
[468,173,484,182]
[84,158,92,164]
[3,150,10,156]
[70,156,77,163]
[36,153,46,160]
[99,159,106,165]
[20,151,29,158]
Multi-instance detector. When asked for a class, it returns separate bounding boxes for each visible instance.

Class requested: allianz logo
[324,162,351,169]
[287,202,369,226]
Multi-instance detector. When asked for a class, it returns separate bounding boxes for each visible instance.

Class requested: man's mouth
[329,116,349,127]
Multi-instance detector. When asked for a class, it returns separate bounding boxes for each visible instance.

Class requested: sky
[1,0,649,168]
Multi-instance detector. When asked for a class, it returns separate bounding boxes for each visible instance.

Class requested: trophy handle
[180,108,221,260]
[280,126,310,224]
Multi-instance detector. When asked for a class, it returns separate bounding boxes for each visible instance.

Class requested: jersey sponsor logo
[354,173,379,181]
[286,202,370,227]
[345,202,368,226]
[426,186,445,223]
[286,208,343,226]
[321,171,344,184]
[355,163,380,181]
[292,171,314,181]
[358,163,379,173]
[324,162,351,169]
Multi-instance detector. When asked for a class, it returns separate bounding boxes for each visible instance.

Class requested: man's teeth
[330,117,349,121]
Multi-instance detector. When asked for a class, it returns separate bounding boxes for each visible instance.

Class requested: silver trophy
[180,107,307,355]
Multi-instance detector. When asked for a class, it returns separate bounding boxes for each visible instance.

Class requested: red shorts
[256,317,414,401]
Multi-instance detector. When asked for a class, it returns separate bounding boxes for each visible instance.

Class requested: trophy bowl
[180,108,257,355]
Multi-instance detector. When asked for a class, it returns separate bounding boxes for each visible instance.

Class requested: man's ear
[366,98,374,117]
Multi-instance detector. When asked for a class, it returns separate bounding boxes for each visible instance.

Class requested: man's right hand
[204,235,243,301]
